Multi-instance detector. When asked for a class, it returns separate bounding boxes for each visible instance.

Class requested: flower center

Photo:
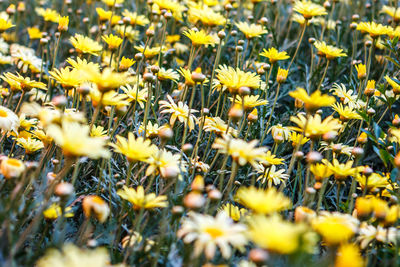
[0,109,8,117]
[204,226,224,239]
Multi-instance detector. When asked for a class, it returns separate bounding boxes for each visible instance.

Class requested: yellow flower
[355,63,366,80]
[324,159,362,181]
[102,0,124,7]
[381,5,400,22]
[216,65,261,94]
[312,212,359,245]
[235,186,291,214]
[58,16,69,32]
[0,18,14,32]
[82,195,110,223]
[153,0,185,21]
[2,72,46,91]
[335,243,364,267]
[122,10,150,26]
[289,87,335,112]
[230,95,268,111]
[36,244,118,267]
[356,172,389,193]
[70,34,102,56]
[0,157,25,179]
[47,120,110,159]
[49,67,83,90]
[90,87,129,107]
[314,41,347,60]
[88,67,132,92]
[138,121,165,138]
[102,34,123,51]
[212,135,266,168]
[385,75,400,94]
[235,22,268,39]
[310,163,333,181]
[157,68,180,82]
[35,8,60,23]
[188,4,226,27]
[119,57,135,71]
[220,203,247,221]
[27,27,43,39]
[111,132,157,163]
[134,45,168,59]
[90,125,107,138]
[203,116,237,136]
[289,131,310,146]
[248,214,308,254]
[96,7,112,22]
[332,103,362,121]
[178,67,209,86]
[183,29,218,46]
[159,95,198,131]
[43,204,74,221]
[356,21,390,38]
[121,84,148,108]
[258,150,285,166]
[256,165,289,187]
[290,114,342,139]
[260,47,290,64]
[16,137,44,154]
[293,0,327,19]
[117,185,167,210]
[145,149,181,179]
[276,67,288,83]
[177,211,247,259]
[0,105,19,132]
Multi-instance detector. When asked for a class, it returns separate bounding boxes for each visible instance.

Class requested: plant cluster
[0,0,400,266]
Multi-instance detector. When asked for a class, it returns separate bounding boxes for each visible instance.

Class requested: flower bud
[183,191,205,209]
[249,248,269,264]
[306,151,323,164]
[208,189,222,200]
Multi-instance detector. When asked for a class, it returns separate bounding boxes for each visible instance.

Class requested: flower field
[0,0,399,266]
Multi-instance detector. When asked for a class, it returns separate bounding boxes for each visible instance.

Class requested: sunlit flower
[248,214,309,254]
[293,0,327,19]
[314,41,347,60]
[117,186,167,210]
[235,22,268,39]
[312,212,359,245]
[259,47,289,64]
[323,159,362,181]
[47,120,110,159]
[290,114,342,139]
[289,87,335,112]
[335,243,364,267]
[16,137,44,154]
[332,103,362,121]
[177,211,247,259]
[356,21,390,38]
[203,116,237,136]
[256,165,289,187]
[70,34,102,56]
[183,29,218,46]
[220,203,247,221]
[216,65,261,94]
[122,10,150,26]
[160,95,198,131]
[0,18,14,32]
[102,34,123,51]
[235,186,291,214]
[43,204,73,221]
[212,135,266,168]
[111,132,157,163]
[146,149,181,178]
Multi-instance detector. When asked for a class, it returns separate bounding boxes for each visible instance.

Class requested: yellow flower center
[0,109,8,117]
[6,158,23,167]
[204,226,224,239]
